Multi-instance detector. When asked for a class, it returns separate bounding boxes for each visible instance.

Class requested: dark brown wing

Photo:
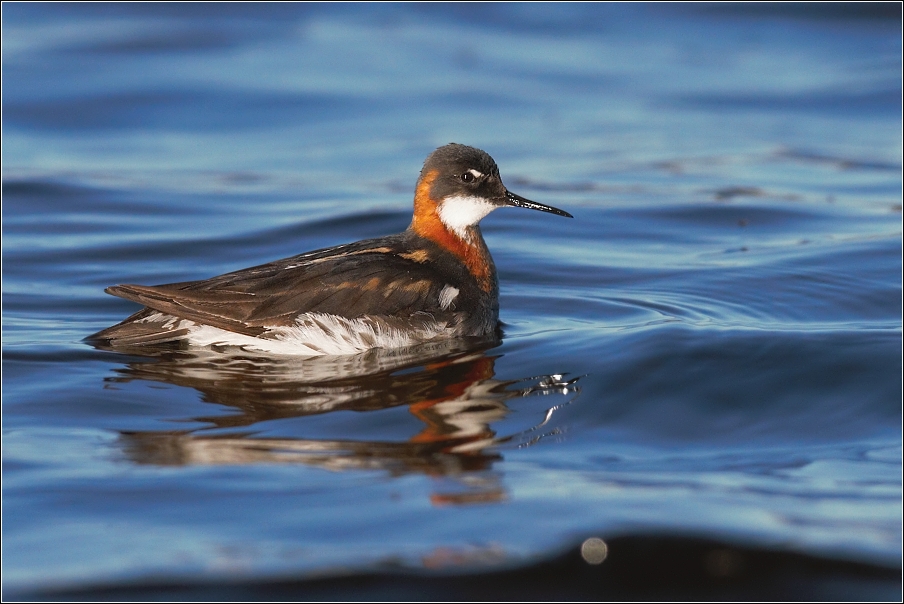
[102,236,454,336]
[88,307,195,347]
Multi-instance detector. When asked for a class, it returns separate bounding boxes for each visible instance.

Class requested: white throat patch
[437,195,497,239]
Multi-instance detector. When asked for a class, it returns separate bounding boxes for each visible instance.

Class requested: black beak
[504,191,573,218]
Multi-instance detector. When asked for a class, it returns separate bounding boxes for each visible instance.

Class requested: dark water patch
[1,2,325,22]
[2,293,141,320]
[255,210,410,248]
[76,29,256,55]
[410,2,629,36]
[3,366,220,434]
[504,291,654,324]
[3,179,108,201]
[4,90,373,132]
[635,203,835,231]
[4,219,120,237]
[567,326,901,445]
[424,90,535,111]
[505,176,633,194]
[15,534,900,602]
[689,2,904,23]
[498,239,902,330]
[2,346,149,365]
[672,237,902,324]
[667,89,901,117]
[0,178,255,218]
[0,179,177,218]
[775,148,902,172]
[711,186,768,201]
[473,67,627,96]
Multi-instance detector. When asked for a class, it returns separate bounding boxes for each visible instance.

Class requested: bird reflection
[99,337,581,505]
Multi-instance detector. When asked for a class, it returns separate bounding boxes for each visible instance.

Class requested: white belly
[137,311,457,356]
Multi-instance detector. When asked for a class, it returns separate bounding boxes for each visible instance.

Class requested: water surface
[2,3,901,599]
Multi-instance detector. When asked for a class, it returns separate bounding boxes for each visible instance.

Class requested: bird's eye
[460,172,474,183]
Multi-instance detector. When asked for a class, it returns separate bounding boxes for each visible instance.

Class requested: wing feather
[103,240,453,335]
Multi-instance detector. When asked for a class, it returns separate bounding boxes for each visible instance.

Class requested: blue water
[3,3,901,597]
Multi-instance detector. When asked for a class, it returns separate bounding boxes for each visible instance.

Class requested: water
[2,3,901,599]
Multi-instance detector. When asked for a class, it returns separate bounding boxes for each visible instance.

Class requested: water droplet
[580,537,608,565]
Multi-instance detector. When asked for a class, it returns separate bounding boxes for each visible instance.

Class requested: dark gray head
[414,143,572,238]
[420,143,501,198]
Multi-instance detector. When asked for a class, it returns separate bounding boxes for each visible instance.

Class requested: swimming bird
[88,143,572,355]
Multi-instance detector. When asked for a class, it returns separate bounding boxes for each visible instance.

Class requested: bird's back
[89,230,499,354]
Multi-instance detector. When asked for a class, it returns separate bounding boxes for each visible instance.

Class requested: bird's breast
[409,173,496,293]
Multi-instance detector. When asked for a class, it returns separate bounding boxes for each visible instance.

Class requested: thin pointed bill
[504,191,573,218]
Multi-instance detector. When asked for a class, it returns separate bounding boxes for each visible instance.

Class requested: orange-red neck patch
[409,169,494,291]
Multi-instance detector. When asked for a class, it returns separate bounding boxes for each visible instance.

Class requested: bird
[88,143,572,356]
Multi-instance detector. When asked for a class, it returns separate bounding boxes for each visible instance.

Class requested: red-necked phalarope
[89,143,572,355]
